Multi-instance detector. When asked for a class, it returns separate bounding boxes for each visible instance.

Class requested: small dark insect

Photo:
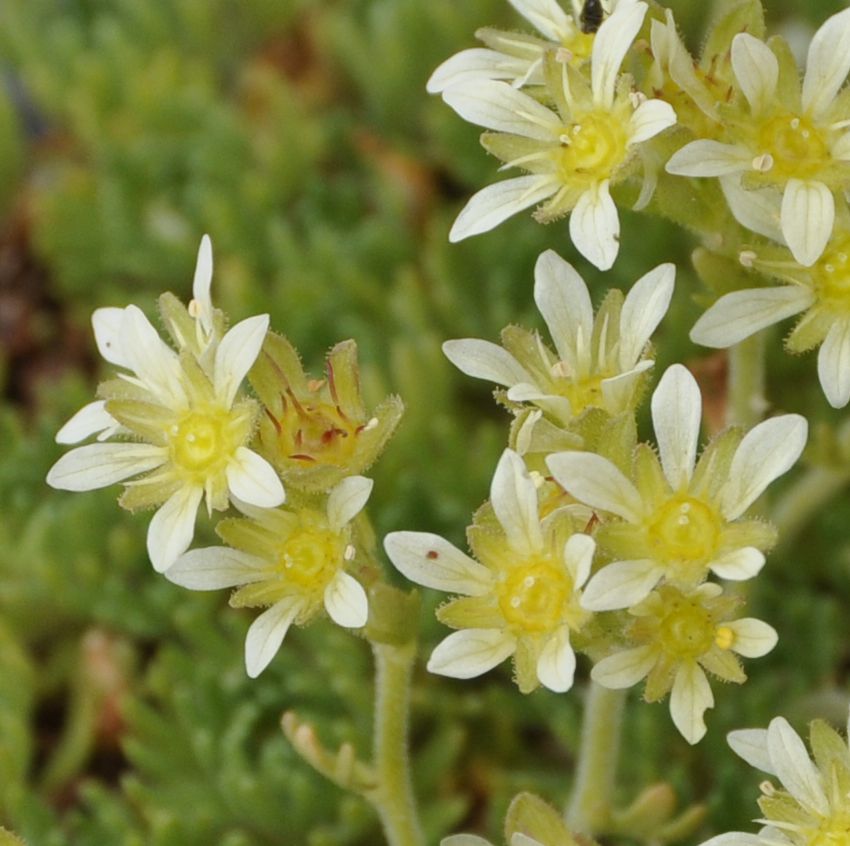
[427,550,440,559]
[580,0,605,33]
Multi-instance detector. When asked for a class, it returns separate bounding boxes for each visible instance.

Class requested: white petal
[731,34,778,115]
[506,384,574,420]
[569,181,619,271]
[618,263,675,367]
[55,401,117,444]
[509,0,572,41]
[536,627,576,693]
[691,286,813,348]
[546,452,644,522]
[490,449,543,555]
[767,717,829,815]
[324,571,369,628]
[244,599,301,678]
[564,532,595,588]
[92,307,131,367]
[802,7,850,117]
[120,305,185,406]
[781,180,834,267]
[46,443,165,491]
[592,0,646,108]
[533,249,593,368]
[665,140,751,177]
[146,485,204,573]
[225,447,285,508]
[165,547,268,590]
[191,234,214,337]
[383,532,492,596]
[442,836,493,846]
[214,314,269,407]
[710,547,765,581]
[427,49,531,93]
[511,836,545,846]
[721,414,808,519]
[442,339,530,387]
[699,836,764,846]
[449,176,556,242]
[652,364,701,490]
[831,129,850,161]
[670,662,713,745]
[727,728,774,773]
[591,644,656,688]
[628,98,677,145]
[600,361,653,411]
[727,618,778,658]
[818,319,850,408]
[327,475,373,531]
[720,177,785,242]
[580,559,663,611]
[427,629,516,679]
[442,80,562,139]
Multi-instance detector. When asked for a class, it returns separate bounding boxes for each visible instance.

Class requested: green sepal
[702,0,765,69]
[504,791,580,846]
[364,583,420,646]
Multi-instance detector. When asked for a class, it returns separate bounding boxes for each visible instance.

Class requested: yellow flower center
[562,31,595,64]
[275,389,360,467]
[658,595,716,659]
[648,496,720,564]
[814,234,850,315]
[806,813,850,846]
[169,407,244,479]
[555,110,629,187]
[755,111,830,181]
[276,527,344,593]
[497,558,572,634]
[551,369,605,416]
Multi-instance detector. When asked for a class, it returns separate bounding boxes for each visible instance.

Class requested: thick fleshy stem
[726,333,767,429]
[371,639,425,846]
[565,683,627,835]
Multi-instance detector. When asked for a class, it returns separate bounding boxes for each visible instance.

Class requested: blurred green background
[1,1,850,844]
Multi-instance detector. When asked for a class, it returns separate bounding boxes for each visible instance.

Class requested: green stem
[726,333,767,429]
[371,640,425,846]
[566,683,627,836]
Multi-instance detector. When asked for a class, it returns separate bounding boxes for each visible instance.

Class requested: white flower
[443,250,674,435]
[443,0,676,269]
[166,476,373,677]
[546,364,807,611]
[46,236,285,572]
[692,180,850,409]
[666,8,850,266]
[385,449,595,694]
[590,582,777,744]
[701,713,850,846]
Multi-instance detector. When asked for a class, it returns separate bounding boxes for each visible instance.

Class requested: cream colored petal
[698,835,765,846]
[618,263,675,367]
[46,443,166,491]
[831,130,850,161]
[710,547,765,581]
[628,98,677,145]
[384,532,493,596]
[191,234,214,337]
[721,414,808,520]
[547,451,644,522]
[121,305,185,406]
[449,177,557,242]
[652,364,701,489]
[599,362,653,412]
[564,532,595,587]
[245,598,302,678]
[92,307,131,367]
[781,180,834,267]
[226,447,285,508]
[731,33,778,115]
[580,559,663,611]
[670,662,713,745]
[491,449,543,555]
[591,644,656,688]
[55,401,117,444]
[511,836,545,846]
[691,286,813,349]
[536,627,576,693]
[727,618,778,658]
[666,140,751,176]
[326,475,373,531]
[818,318,850,408]
[508,0,572,41]
[719,177,784,242]
[146,484,204,573]
[165,547,268,590]
[442,836,494,846]
[727,728,774,773]
[592,0,647,107]
[506,384,574,421]
[442,338,530,386]
[767,717,829,815]
[533,249,593,368]
[442,80,562,139]
[324,571,369,628]
[214,314,270,407]
[569,180,619,271]
[427,49,530,94]
[427,629,516,679]
[802,7,850,117]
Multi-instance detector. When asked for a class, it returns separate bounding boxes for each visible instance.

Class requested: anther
[752,153,774,172]
[739,250,757,268]
[344,544,356,561]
